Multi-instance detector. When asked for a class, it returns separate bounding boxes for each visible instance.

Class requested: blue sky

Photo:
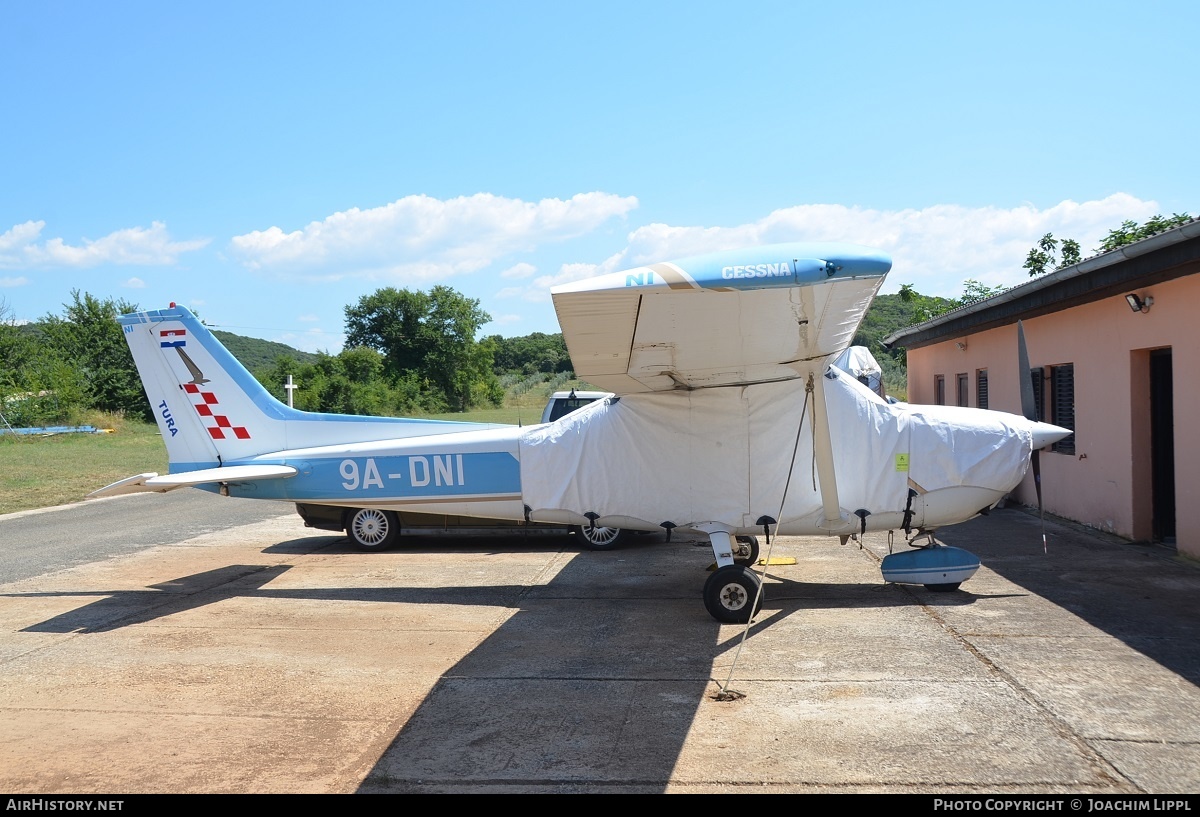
[2,1,1196,352]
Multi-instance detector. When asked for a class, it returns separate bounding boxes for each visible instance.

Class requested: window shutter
[1051,364,1075,454]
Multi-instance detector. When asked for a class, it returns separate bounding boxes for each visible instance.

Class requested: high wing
[552,242,892,394]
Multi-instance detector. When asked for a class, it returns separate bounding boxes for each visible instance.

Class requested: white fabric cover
[831,345,885,398]
[518,368,1034,533]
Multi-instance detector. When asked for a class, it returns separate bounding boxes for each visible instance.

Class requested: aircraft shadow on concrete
[346,540,993,792]
[2,530,985,792]
[13,564,297,634]
[934,508,1200,687]
[8,533,963,635]
[11,516,1197,792]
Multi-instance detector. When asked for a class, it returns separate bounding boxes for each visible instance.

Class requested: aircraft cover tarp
[831,345,884,398]
[518,388,753,527]
[518,369,1034,532]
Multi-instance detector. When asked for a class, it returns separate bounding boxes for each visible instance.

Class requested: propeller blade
[1018,320,1054,552]
[1031,448,1047,553]
[1017,320,1037,422]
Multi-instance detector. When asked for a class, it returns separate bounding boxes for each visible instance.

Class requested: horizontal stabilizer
[88,464,298,498]
[87,472,163,498]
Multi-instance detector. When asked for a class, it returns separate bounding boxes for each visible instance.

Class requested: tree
[489,331,572,375]
[344,288,433,377]
[898,283,956,324]
[344,285,501,411]
[39,291,149,420]
[1098,213,1192,252]
[0,300,62,425]
[1025,213,1192,277]
[895,279,1008,325]
[0,299,34,386]
[958,279,1008,304]
[1023,233,1081,277]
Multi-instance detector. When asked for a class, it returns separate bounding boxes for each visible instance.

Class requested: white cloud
[522,261,616,302]
[500,262,537,279]
[499,260,628,303]
[122,277,146,289]
[0,222,44,254]
[229,192,639,281]
[614,194,1158,297]
[489,194,1161,303]
[297,314,320,323]
[0,276,29,287]
[0,220,210,269]
[485,313,523,327]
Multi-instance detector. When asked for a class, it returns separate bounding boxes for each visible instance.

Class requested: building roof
[883,218,1200,350]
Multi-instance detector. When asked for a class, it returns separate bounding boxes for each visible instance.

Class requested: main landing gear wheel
[573,524,631,551]
[347,508,400,551]
[733,535,760,567]
[703,564,763,624]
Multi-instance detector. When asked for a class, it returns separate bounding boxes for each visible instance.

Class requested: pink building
[885,220,1200,560]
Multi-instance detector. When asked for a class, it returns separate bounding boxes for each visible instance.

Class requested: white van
[539,390,612,424]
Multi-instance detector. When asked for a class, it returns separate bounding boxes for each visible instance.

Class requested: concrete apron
[0,508,1198,794]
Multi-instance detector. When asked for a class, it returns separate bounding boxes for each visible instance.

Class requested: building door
[1150,348,1176,544]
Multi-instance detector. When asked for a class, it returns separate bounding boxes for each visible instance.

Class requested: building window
[934,374,945,405]
[1050,363,1075,454]
[1029,364,1076,454]
[956,373,969,406]
[976,369,989,410]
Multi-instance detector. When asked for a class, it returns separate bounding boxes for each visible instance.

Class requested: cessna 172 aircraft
[92,242,1069,623]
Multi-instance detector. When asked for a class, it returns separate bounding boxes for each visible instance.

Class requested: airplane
[91,241,1070,624]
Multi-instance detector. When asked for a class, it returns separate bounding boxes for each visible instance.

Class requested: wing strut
[809,369,849,531]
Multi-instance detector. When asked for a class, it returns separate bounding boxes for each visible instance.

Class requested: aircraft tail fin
[120,306,246,470]
[119,305,494,472]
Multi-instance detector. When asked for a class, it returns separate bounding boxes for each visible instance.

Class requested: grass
[0,413,168,515]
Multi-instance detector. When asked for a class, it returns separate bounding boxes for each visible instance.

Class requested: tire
[346,508,400,551]
[733,535,760,567]
[925,582,961,592]
[572,524,631,551]
[703,564,763,624]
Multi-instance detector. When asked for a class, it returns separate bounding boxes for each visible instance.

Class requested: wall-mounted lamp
[1125,293,1154,313]
[955,341,968,351]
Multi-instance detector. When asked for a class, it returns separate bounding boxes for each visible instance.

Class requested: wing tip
[87,473,162,499]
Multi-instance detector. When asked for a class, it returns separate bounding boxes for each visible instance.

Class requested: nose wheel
[732,535,760,567]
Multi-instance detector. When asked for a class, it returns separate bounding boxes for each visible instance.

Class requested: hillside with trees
[852,292,953,398]
[0,293,320,428]
[212,331,318,372]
